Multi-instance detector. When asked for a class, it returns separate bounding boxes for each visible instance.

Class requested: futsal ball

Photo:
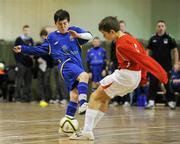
[39,100,48,108]
[59,116,79,135]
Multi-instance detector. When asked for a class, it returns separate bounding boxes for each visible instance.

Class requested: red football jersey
[115,34,168,84]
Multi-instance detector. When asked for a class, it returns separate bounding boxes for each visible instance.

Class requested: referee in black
[145,20,179,109]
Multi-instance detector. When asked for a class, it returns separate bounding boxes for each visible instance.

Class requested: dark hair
[93,36,100,40]
[119,20,126,25]
[99,16,120,32]
[40,29,48,37]
[23,25,30,29]
[157,20,166,24]
[54,9,70,23]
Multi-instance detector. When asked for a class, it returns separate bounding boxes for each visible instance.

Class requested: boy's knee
[70,93,78,101]
[79,72,89,81]
[91,87,110,103]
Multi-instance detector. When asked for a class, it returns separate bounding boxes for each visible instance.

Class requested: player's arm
[68,30,92,40]
[13,39,49,56]
[116,44,168,84]
[172,48,179,65]
[68,26,92,45]
[146,37,153,56]
[170,37,179,67]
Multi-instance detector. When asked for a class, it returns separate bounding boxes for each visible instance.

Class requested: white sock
[83,109,98,132]
[93,110,105,128]
[79,94,87,101]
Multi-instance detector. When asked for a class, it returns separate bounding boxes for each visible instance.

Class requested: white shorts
[100,69,141,98]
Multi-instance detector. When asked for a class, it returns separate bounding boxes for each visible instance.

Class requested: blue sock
[79,99,87,106]
[66,101,78,117]
[78,82,88,106]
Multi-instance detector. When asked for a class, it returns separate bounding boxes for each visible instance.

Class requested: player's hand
[13,46,22,53]
[68,30,80,38]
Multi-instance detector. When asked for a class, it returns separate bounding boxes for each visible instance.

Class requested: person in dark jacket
[14,25,34,102]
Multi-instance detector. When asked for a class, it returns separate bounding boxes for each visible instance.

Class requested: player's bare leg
[76,72,89,114]
[70,86,110,140]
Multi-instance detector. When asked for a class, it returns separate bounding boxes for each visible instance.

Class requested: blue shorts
[58,59,84,93]
[91,65,104,83]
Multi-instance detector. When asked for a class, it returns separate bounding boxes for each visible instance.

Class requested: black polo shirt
[147,33,177,71]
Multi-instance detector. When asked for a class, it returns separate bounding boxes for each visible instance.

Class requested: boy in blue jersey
[13,9,92,117]
[86,37,107,92]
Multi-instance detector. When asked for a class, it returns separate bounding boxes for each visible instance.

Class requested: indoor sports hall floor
[0,103,180,144]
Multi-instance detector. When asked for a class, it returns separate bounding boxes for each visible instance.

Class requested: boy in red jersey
[70,16,168,140]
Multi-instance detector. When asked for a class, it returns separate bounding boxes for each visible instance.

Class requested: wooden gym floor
[0,103,180,144]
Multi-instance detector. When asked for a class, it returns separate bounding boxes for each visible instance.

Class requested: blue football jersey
[86,47,106,65]
[22,26,88,66]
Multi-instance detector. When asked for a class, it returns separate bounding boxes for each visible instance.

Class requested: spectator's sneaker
[78,102,88,115]
[168,101,176,110]
[49,99,59,104]
[123,101,130,107]
[69,130,94,141]
[49,99,54,104]
[53,99,59,104]
[145,100,155,109]
[59,99,67,105]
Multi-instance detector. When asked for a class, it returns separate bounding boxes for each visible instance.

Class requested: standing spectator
[14,25,34,102]
[86,37,107,92]
[53,65,68,104]
[145,20,179,109]
[119,20,131,35]
[36,29,54,102]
